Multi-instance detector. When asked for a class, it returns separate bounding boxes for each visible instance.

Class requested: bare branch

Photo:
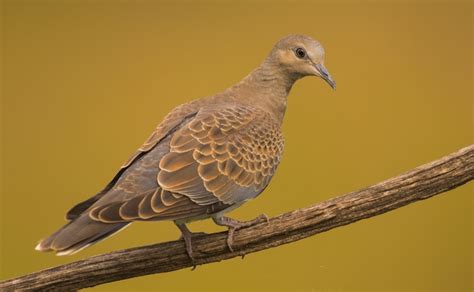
[2,145,473,291]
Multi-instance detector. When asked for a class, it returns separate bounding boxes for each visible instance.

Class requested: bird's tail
[35,214,129,256]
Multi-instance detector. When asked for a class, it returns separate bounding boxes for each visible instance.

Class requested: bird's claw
[226,228,236,252]
[214,214,270,253]
[176,223,207,268]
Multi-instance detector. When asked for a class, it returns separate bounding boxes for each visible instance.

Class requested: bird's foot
[175,223,207,268]
[213,214,269,252]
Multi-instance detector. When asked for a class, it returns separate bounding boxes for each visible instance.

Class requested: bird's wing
[157,105,284,205]
[66,102,201,220]
[88,104,284,223]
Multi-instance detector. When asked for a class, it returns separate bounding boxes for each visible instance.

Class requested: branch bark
[2,145,473,291]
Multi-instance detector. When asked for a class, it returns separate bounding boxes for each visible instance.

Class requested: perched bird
[36,34,335,260]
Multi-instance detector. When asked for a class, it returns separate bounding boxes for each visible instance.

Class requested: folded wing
[89,104,284,223]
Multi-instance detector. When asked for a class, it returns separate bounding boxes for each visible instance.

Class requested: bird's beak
[315,63,336,90]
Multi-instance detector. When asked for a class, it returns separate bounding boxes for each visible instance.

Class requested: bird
[35,34,336,261]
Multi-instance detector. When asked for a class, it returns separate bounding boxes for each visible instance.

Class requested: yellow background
[1,0,472,291]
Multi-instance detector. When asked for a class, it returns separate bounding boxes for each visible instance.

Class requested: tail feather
[36,214,129,255]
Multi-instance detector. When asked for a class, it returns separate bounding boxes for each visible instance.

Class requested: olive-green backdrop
[1,0,472,291]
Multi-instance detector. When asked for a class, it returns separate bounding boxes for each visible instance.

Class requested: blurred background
[1,0,472,291]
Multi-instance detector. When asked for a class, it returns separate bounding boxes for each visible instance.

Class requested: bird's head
[269,34,336,90]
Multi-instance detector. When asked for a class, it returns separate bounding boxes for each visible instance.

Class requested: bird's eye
[295,47,306,59]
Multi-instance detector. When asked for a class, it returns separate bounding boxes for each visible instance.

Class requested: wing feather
[87,104,284,224]
[157,105,284,205]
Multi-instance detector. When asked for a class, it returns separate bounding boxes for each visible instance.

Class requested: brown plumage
[36,34,335,259]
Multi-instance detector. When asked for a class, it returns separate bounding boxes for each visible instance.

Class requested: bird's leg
[175,222,206,264]
[212,214,269,252]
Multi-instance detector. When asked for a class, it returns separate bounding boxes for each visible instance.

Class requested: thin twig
[1,145,473,291]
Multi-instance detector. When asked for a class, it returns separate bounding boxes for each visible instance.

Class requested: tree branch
[2,145,473,291]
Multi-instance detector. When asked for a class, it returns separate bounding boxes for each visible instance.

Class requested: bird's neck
[227,59,299,124]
